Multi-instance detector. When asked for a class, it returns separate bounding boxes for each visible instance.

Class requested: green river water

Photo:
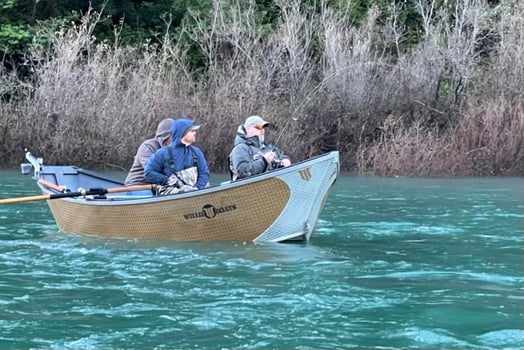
[0,171,522,349]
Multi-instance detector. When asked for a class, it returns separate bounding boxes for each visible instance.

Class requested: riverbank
[1,1,523,176]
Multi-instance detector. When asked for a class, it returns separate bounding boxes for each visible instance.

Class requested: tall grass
[0,0,522,176]
[356,98,524,176]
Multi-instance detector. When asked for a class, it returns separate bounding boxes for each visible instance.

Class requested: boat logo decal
[183,204,238,220]
[299,168,312,181]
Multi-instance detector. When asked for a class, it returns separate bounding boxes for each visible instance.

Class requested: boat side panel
[46,178,290,241]
[255,155,339,242]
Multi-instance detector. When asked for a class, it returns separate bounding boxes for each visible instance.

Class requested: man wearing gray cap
[229,115,291,181]
[124,118,174,186]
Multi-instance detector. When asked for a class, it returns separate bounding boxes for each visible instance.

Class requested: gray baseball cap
[244,115,269,128]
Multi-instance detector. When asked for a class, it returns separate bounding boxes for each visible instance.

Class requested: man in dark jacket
[144,118,210,194]
[124,118,174,186]
[229,115,291,181]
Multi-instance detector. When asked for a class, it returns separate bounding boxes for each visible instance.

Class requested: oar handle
[38,179,66,192]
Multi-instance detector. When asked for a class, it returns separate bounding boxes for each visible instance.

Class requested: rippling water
[1,171,522,349]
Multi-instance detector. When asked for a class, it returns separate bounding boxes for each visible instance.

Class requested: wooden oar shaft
[0,191,88,204]
[107,184,155,193]
[38,179,155,194]
[0,184,156,205]
[0,194,51,204]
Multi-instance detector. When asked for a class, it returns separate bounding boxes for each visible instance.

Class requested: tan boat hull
[47,178,290,241]
[29,151,339,242]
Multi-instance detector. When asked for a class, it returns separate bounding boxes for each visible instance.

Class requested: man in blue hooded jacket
[144,118,210,194]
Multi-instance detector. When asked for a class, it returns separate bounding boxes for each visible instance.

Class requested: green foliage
[0,24,30,52]
[30,16,75,50]
[0,0,466,71]
[0,0,16,9]
[346,0,370,23]
[255,0,279,24]
[387,0,423,46]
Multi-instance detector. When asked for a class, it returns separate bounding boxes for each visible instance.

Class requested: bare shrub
[389,0,489,116]
[181,0,274,170]
[183,0,321,167]
[4,7,195,168]
[288,0,492,169]
[358,98,524,176]
[1,0,522,176]
[446,98,524,175]
[472,0,524,101]
[278,4,386,163]
[356,116,448,176]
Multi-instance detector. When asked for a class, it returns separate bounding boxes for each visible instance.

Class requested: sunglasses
[253,124,267,131]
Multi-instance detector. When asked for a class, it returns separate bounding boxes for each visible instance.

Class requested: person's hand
[280,158,291,167]
[263,151,276,164]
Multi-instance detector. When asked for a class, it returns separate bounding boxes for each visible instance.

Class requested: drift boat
[14,150,339,242]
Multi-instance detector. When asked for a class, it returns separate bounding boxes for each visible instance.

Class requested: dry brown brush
[1,9,202,168]
[0,0,523,176]
[356,0,524,176]
[357,98,524,176]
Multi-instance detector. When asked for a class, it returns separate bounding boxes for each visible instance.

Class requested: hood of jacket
[171,118,195,147]
[233,125,263,148]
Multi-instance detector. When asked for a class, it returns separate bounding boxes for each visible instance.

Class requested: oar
[0,184,156,205]
[38,178,66,192]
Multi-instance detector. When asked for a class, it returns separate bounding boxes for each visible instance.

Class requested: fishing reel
[271,158,282,168]
[260,146,284,168]
[269,147,284,168]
